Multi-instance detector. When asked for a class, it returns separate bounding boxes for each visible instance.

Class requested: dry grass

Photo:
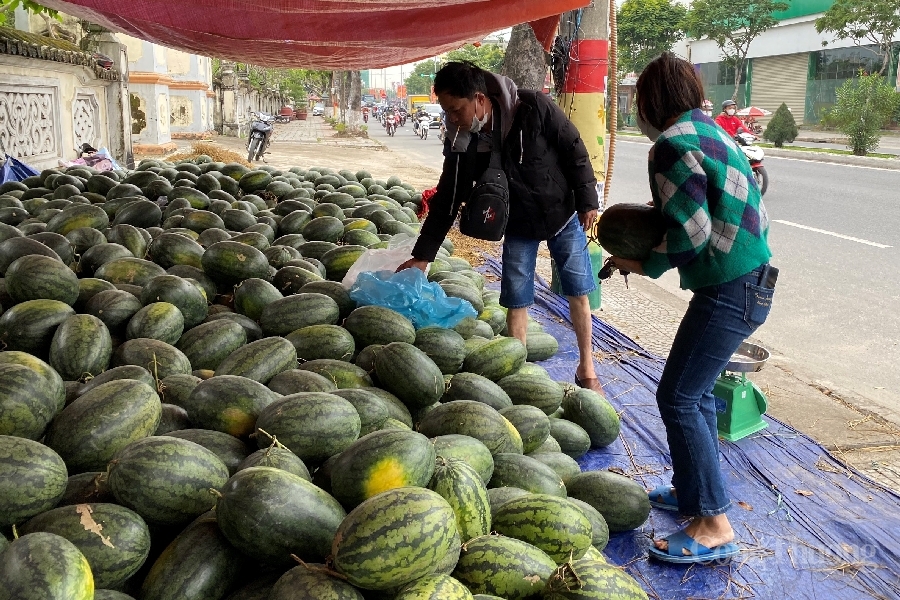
[445,227,501,268]
[164,142,252,167]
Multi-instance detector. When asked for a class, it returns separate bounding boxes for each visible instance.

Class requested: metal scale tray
[724,342,769,373]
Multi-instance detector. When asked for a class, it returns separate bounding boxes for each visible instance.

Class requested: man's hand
[396,258,429,273]
[609,257,645,276]
[578,209,598,232]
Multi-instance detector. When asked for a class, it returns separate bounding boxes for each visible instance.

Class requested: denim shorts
[500,216,596,309]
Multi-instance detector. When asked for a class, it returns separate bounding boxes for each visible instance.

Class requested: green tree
[445,43,505,72]
[828,70,900,155]
[763,102,798,147]
[683,0,788,101]
[815,0,900,75]
[0,0,59,26]
[404,60,439,95]
[617,0,687,75]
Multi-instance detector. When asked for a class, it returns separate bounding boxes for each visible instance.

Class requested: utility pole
[558,1,609,201]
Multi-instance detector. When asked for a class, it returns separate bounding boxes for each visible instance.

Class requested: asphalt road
[370,121,900,414]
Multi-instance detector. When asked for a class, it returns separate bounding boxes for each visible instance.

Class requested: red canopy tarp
[38,0,585,68]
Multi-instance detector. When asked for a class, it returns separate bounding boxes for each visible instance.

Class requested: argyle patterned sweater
[641,109,772,290]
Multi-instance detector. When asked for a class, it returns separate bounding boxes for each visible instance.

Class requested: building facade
[675,0,900,124]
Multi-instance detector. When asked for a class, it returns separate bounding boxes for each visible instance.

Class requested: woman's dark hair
[433,61,487,100]
[635,53,704,130]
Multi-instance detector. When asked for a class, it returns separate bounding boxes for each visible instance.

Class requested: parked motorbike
[416,114,430,140]
[385,113,397,137]
[274,114,292,124]
[247,112,275,162]
[735,132,768,195]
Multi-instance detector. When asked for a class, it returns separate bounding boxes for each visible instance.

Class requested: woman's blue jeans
[657,265,774,517]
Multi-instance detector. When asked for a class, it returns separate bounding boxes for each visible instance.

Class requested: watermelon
[0,298,75,356]
[491,494,593,563]
[462,337,527,381]
[175,319,247,371]
[565,471,651,533]
[49,314,113,380]
[216,466,346,566]
[561,388,621,448]
[214,336,297,384]
[46,203,110,236]
[300,280,356,319]
[272,265,324,293]
[287,324,356,362]
[94,257,166,287]
[271,564,365,600]
[78,364,155,396]
[233,277,282,321]
[237,446,311,481]
[499,405,551,454]
[44,379,161,473]
[429,457,491,543]
[374,342,445,410]
[320,244,367,281]
[544,558,649,599]
[343,305,416,347]
[140,511,246,600]
[395,574,474,600]
[432,434,495,484]
[417,401,522,455]
[332,487,460,590]
[0,435,68,527]
[526,331,559,362]
[259,293,340,337]
[158,373,201,407]
[94,590,136,600]
[498,372,564,415]
[5,254,79,305]
[330,388,390,435]
[147,232,205,269]
[57,471,113,506]
[140,274,208,329]
[201,240,270,284]
[255,392,361,465]
[548,419,591,458]
[452,534,557,600]
[415,327,467,375]
[489,453,567,498]
[330,429,436,509]
[125,301,184,345]
[595,203,665,260]
[267,369,337,394]
[20,503,151,589]
[0,532,94,600]
[444,372,513,410]
[112,338,192,380]
[0,361,63,439]
[156,403,190,435]
[107,436,230,525]
[182,374,280,437]
[84,289,143,332]
[363,387,413,427]
[566,498,610,551]
[528,452,582,484]
[163,429,250,475]
[297,358,373,389]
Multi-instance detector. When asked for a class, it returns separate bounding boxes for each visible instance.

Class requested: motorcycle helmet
[721,99,737,111]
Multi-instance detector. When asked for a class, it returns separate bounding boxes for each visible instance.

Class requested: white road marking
[772,220,893,248]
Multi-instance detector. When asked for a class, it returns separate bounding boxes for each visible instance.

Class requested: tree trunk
[348,70,362,132]
[499,23,548,90]
[732,57,744,103]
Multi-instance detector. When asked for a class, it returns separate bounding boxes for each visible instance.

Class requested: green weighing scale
[714,342,770,442]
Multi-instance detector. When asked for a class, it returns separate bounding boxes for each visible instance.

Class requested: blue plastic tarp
[481,256,900,600]
[1,154,39,183]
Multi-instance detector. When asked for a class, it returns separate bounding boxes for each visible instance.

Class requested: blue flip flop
[648,485,680,512]
[648,530,741,564]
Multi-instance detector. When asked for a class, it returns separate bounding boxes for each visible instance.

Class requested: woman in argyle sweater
[609,53,775,564]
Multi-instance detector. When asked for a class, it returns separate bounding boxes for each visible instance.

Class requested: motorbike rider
[413,107,430,134]
[714,100,751,139]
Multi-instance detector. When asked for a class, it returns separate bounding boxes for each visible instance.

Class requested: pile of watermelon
[0,156,651,600]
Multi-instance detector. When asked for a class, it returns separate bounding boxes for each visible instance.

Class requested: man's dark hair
[635,53,704,130]
[433,61,488,100]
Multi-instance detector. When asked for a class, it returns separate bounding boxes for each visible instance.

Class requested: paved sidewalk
[269,116,383,149]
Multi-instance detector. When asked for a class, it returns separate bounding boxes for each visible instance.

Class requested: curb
[764,147,900,169]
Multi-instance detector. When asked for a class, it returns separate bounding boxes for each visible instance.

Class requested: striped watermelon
[125,302,185,345]
[0,298,75,356]
[140,511,246,600]
[417,401,522,455]
[182,374,280,438]
[175,319,247,371]
[112,338,192,380]
[498,372,564,415]
[332,487,460,591]
[0,435,68,527]
[49,314,112,381]
[395,574,474,600]
[147,231,205,269]
[525,331,559,362]
[548,419,592,458]
[0,532,94,600]
[201,240,270,284]
[297,359,373,389]
[20,503,151,589]
[107,436,230,525]
[140,274,209,329]
[451,534,557,600]
[259,293,340,337]
[444,372,513,410]
[44,379,161,473]
[565,471,651,533]
[432,434,495,484]
[374,342,445,410]
[163,428,250,475]
[567,498,610,551]
[286,324,356,362]
[254,392,361,465]
[94,257,166,287]
[561,388,621,448]
[5,254,79,305]
[79,364,154,396]
[214,336,298,384]
[499,405,551,454]
[428,457,491,543]
[414,327,467,375]
[236,446,311,481]
[216,466,346,566]
[158,373,201,407]
[330,388,390,435]
[343,305,416,347]
[0,361,63,440]
[544,558,648,599]
[270,564,365,600]
[56,471,113,507]
[528,452,582,484]
[461,337,527,381]
[233,277,282,321]
[330,429,436,509]
[267,369,338,394]
[491,494,593,563]
[489,453,567,498]
[84,289,143,333]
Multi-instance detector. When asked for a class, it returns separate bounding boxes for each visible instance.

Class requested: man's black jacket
[411,89,599,262]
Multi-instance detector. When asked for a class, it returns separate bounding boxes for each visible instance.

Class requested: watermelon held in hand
[595,203,666,260]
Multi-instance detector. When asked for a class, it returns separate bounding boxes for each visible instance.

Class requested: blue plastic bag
[348,269,478,329]
[1,154,40,183]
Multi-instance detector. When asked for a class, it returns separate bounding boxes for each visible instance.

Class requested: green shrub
[828,71,900,155]
[763,103,798,147]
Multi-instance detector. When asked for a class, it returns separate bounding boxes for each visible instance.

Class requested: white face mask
[469,95,490,133]
[636,113,662,142]
[726,108,736,116]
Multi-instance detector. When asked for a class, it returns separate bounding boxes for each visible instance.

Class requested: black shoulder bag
[458,110,509,241]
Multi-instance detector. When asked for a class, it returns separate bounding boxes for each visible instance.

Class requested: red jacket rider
[714,99,746,137]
